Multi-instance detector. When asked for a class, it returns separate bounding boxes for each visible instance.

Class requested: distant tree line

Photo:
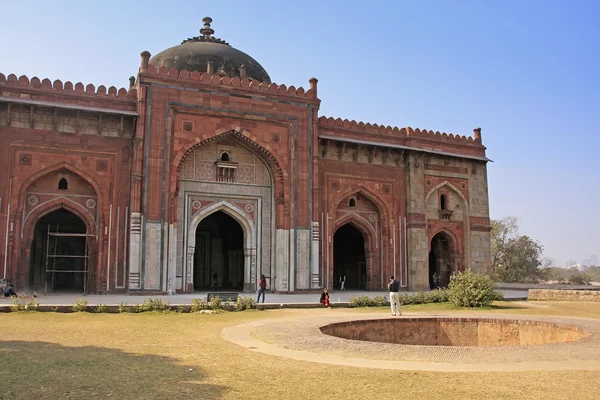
[490,217,597,285]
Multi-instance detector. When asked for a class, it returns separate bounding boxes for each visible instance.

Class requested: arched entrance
[193,211,244,291]
[429,232,454,288]
[29,208,88,293]
[333,223,367,290]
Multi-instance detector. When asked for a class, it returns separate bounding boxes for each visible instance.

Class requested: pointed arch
[187,200,255,250]
[172,127,285,199]
[17,162,102,212]
[23,197,96,243]
[185,200,257,292]
[429,228,459,251]
[331,184,390,217]
[425,181,468,207]
[334,213,376,250]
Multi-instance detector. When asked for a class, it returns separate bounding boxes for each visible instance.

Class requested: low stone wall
[529,289,600,302]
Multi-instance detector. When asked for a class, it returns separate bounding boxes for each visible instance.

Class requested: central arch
[193,211,244,291]
[333,223,367,290]
[186,201,256,292]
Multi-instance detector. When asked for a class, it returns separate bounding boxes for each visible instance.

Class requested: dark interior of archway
[430,233,452,289]
[333,224,367,290]
[194,211,244,291]
[30,208,87,293]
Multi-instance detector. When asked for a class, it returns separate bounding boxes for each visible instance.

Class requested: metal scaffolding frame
[44,224,94,295]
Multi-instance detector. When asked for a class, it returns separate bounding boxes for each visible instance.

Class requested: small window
[348,198,356,208]
[440,194,446,210]
[58,178,68,191]
[220,152,230,162]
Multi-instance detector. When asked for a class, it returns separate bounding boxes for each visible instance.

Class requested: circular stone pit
[320,317,588,347]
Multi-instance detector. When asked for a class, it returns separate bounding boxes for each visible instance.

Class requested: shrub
[235,296,256,311]
[10,295,39,312]
[348,295,373,308]
[118,302,129,313]
[176,305,190,313]
[447,270,504,307]
[95,304,107,313]
[190,298,209,312]
[72,299,88,312]
[208,296,223,310]
[138,298,170,312]
[568,272,591,285]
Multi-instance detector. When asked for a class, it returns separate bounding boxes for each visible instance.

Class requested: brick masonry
[0,24,492,294]
[529,289,600,302]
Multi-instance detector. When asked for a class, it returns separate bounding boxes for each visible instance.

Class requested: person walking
[340,276,346,291]
[257,274,267,303]
[388,276,402,316]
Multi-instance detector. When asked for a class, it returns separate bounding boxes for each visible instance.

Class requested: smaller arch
[429,228,459,249]
[440,193,447,210]
[58,178,68,190]
[17,162,103,212]
[332,185,390,218]
[348,198,356,208]
[425,181,468,208]
[220,152,231,162]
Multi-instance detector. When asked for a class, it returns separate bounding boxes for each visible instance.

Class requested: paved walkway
[0,289,528,305]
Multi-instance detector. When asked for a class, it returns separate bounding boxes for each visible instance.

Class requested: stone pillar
[408,227,429,290]
[243,247,253,292]
[311,221,320,288]
[143,222,162,290]
[128,212,142,289]
[186,245,195,292]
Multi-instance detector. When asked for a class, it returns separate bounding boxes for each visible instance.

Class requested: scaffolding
[44,224,94,295]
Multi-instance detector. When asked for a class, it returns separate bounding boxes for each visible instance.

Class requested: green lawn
[1,302,599,400]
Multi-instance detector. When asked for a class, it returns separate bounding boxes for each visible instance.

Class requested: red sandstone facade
[0,19,491,294]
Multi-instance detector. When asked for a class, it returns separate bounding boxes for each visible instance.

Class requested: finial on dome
[200,17,215,37]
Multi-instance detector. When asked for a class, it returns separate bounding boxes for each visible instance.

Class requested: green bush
[118,302,128,313]
[190,298,209,312]
[349,290,451,308]
[138,298,170,312]
[10,295,39,312]
[568,272,591,285]
[235,296,256,311]
[447,270,504,307]
[95,304,107,313]
[72,299,88,312]
[208,296,223,310]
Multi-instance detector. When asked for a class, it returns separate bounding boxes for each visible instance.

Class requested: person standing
[257,274,267,303]
[388,276,401,316]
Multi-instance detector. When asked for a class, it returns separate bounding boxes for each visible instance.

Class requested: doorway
[30,208,88,293]
[194,211,244,290]
[333,223,367,290]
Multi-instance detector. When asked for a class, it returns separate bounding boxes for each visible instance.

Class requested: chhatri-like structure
[0,18,492,295]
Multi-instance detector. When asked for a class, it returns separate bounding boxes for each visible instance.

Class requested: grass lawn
[1,301,599,400]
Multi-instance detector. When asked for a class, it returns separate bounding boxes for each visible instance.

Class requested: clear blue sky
[1,0,598,265]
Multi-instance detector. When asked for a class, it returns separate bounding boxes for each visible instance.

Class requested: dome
[150,17,271,83]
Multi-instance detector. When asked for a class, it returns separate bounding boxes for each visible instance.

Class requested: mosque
[0,18,492,294]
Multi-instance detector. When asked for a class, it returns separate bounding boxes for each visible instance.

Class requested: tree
[491,217,549,283]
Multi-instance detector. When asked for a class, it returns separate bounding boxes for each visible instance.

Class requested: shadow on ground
[0,341,225,400]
